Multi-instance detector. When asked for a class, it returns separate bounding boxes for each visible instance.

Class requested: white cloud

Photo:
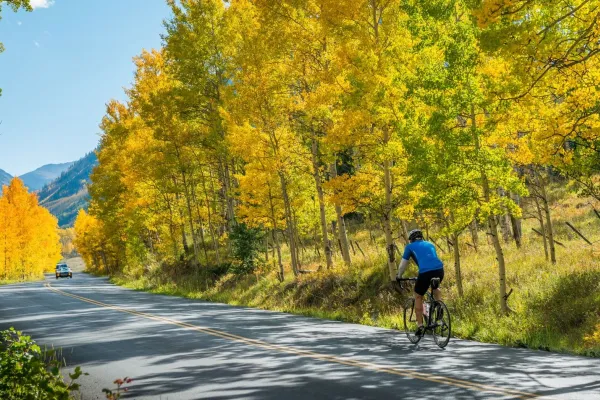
[34,41,40,47]
[30,0,55,9]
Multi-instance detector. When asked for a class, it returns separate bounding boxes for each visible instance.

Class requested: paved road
[1,274,599,399]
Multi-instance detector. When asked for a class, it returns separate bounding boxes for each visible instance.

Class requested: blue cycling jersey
[402,240,443,273]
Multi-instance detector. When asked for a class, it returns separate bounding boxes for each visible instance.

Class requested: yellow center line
[45,282,545,399]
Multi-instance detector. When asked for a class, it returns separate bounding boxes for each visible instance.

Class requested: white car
[55,264,72,279]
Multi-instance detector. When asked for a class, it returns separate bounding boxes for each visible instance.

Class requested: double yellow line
[45,283,545,399]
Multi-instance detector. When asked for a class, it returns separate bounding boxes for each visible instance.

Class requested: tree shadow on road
[1,275,599,399]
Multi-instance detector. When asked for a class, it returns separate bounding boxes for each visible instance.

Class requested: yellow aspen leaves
[0,178,61,280]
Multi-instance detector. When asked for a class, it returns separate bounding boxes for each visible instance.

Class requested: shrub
[0,328,86,400]
[229,223,264,274]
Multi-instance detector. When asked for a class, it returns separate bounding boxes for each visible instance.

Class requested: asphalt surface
[1,273,599,399]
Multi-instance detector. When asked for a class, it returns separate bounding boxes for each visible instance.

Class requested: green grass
[108,188,600,358]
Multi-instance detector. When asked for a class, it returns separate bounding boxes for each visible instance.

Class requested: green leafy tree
[229,223,264,274]
[402,1,527,312]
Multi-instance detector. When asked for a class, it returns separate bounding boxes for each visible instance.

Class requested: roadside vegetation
[0,327,133,399]
[72,0,600,357]
[114,187,600,357]
[0,328,85,400]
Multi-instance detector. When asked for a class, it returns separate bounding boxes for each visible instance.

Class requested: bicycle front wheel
[432,300,451,348]
[403,298,421,344]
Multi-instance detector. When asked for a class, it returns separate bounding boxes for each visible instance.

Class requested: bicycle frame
[399,277,439,329]
[422,289,436,328]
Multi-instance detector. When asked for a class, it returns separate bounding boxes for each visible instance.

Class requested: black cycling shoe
[415,325,425,337]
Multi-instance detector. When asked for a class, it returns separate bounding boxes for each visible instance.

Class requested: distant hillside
[0,169,11,192]
[20,162,75,191]
[38,152,98,227]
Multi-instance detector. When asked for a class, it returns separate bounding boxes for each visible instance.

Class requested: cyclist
[396,229,444,336]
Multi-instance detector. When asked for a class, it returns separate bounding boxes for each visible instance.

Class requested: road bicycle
[397,277,451,348]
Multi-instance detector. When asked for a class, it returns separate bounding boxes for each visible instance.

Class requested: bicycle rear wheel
[432,300,451,348]
[403,298,422,344]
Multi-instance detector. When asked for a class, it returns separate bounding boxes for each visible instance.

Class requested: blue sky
[0,0,171,176]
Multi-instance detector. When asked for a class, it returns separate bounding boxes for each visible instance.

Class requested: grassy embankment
[0,276,45,286]
[110,189,600,357]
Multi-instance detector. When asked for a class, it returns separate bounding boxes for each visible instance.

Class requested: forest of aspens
[74,0,600,355]
[0,179,61,281]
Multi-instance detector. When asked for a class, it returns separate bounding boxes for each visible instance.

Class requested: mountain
[0,168,11,190]
[38,152,98,227]
[19,162,75,191]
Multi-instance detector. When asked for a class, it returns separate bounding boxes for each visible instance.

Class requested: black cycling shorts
[415,269,444,296]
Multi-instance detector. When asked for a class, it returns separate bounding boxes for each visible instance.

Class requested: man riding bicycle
[396,229,444,336]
